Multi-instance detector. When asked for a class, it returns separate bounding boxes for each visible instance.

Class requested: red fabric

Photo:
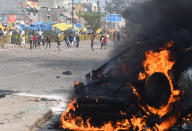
[103,38,107,44]
[35,36,38,41]
[33,36,36,41]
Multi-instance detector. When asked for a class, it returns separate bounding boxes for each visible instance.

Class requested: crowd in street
[26,33,81,51]
[0,27,121,51]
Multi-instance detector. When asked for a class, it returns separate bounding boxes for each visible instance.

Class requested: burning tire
[144,72,171,108]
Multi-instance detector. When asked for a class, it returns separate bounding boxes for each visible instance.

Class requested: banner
[20,22,52,31]
[26,0,39,10]
[8,15,16,23]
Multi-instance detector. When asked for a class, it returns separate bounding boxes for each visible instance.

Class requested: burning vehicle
[59,42,192,131]
[58,0,192,130]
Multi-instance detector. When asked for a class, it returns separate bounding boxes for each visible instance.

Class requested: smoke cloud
[118,0,192,113]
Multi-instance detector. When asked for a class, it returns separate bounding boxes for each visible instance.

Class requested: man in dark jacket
[76,35,80,48]
[64,35,70,48]
[46,35,51,48]
[69,34,74,47]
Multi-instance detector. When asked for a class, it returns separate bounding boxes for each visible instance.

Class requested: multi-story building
[38,0,74,23]
[0,0,26,23]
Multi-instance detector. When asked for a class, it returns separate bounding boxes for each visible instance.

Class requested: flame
[60,42,181,131]
[131,116,146,130]
[74,81,81,86]
[60,98,147,131]
[155,113,179,131]
[182,114,192,126]
[138,42,180,128]
[129,83,141,100]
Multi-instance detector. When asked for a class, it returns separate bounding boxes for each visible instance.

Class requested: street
[0,40,114,131]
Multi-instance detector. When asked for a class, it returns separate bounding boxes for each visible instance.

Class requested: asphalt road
[0,41,114,97]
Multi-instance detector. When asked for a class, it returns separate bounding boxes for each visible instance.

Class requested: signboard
[8,15,16,23]
[106,14,122,22]
[24,16,31,24]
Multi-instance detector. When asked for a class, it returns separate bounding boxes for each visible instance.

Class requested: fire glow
[59,42,182,131]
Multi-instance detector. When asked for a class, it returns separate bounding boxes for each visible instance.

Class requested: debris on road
[62,71,72,75]
[56,76,61,78]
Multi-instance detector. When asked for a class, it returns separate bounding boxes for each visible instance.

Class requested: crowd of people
[90,32,111,51]
[0,27,121,51]
[26,32,81,51]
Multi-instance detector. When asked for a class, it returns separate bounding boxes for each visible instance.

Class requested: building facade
[0,0,26,23]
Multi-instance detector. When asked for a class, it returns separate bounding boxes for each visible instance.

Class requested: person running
[64,35,70,48]
[76,34,80,48]
[46,35,51,48]
[56,35,61,51]
[29,34,33,49]
[21,35,26,47]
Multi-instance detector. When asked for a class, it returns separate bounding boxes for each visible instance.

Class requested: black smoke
[118,0,192,115]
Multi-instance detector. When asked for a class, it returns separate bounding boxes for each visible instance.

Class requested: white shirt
[3,31,7,36]
[22,37,25,43]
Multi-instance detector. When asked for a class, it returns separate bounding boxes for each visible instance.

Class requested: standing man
[29,34,33,49]
[33,34,37,48]
[76,34,80,48]
[42,34,45,47]
[21,35,26,47]
[8,29,12,44]
[46,35,51,49]
[103,36,107,49]
[64,35,70,48]
[3,29,7,43]
[38,34,41,49]
[56,35,61,51]
[117,32,121,41]
[113,32,116,44]
[73,34,77,47]
[69,33,74,47]
[100,34,104,49]
[91,33,95,51]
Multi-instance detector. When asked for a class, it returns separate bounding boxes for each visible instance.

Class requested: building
[38,0,75,23]
[0,0,26,23]
[38,0,68,8]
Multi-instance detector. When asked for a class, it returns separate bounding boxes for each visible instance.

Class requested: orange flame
[60,98,148,131]
[138,42,181,128]
[60,42,181,131]
[129,83,141,100]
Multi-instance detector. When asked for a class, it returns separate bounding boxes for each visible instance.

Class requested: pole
[79,0,81,21]
[72,0,74,30]
[110,0,112,33]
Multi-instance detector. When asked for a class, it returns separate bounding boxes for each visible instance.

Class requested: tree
[82,12,103,31]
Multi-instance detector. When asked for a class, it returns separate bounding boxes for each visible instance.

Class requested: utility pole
[110,0,112,33]
[72,0,74,30]
[79,0,81,21]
